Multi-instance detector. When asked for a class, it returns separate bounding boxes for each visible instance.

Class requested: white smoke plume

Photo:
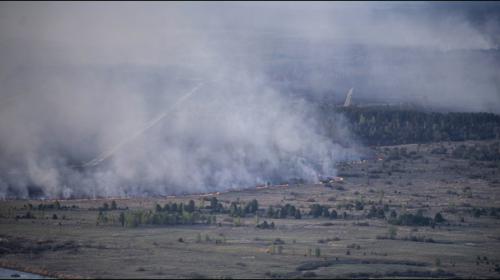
[0,2,498,198]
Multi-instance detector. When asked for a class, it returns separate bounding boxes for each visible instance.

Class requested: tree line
[319,105,500,146]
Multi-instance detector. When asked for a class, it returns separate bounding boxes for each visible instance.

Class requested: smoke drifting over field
[0,2,499,198]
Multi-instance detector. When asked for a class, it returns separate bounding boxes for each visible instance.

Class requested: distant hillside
[319,105,500,146]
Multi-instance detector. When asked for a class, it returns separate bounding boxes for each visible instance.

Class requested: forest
[320,105,500,146]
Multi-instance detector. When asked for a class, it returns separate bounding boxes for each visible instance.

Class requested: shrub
[184,200,195,213]
[155,204,162,213]
[277,245,283,255]
[388,226,398,239]
[273,238,285,245]
[434,212,445,223]
[389,210,397,219]
[119,212,125,227]
[295,209,302,219]
[256,220,275,229]
[330,209,338,219]
[355,200,364,210]
[314,247,321,257]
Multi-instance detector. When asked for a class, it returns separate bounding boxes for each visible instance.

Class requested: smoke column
[1,2,498,198]
[82,83,204,168]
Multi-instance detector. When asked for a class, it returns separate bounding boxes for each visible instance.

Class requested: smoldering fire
[0,2,498,198]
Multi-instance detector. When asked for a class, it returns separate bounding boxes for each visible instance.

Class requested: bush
[388,226,398,239]
[256,220,275,229]
[155,204,162,213]
[355,200,365,210]
[185,200,196,213]
[277,245,283,254]
[119,212,125,227]
[314,247,321,257]
[272,238,285,245]
[229,202,243,217]
[434,212,445,223]
[330,209,338,219]
[389,210,397,219]
[295,209,302,219]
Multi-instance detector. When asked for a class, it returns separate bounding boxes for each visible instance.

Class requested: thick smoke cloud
[0,2,498,198]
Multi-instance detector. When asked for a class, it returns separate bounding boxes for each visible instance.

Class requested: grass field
[1,140,500,278]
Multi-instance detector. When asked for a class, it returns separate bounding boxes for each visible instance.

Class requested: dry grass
[0,140,499,278]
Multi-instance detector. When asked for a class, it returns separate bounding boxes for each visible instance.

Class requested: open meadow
[1,140,499,278]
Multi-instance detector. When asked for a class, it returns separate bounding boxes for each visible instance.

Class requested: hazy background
[0,2,499,198]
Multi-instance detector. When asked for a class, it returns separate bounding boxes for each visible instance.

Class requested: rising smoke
[0,2,498,198]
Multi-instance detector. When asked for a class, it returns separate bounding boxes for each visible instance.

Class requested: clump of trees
[15,211,36,220]
[97,199,217,228]
[389,212,432,226]
[37,201,61,210]
[229,199,259,217]
[309,204,338,219]
[119,210,216,228]
[388,210,446,226]
[91,200,126,212]
[366,205,386,219]
[266,204,302,219]
[207,197,225,213]
[469,207,500,218]
[157,200,199,214]
[32,201,78,211]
